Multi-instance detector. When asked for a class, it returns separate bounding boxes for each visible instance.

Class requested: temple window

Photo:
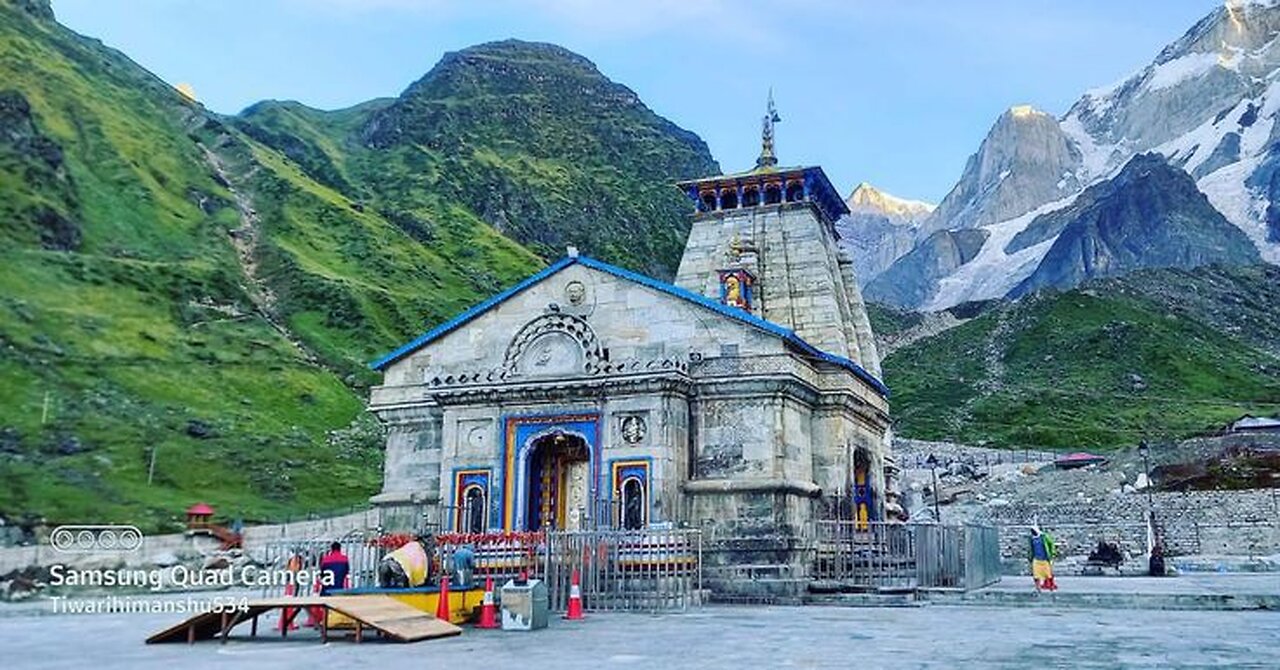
[764,184,782,205]
[785,181,805,202]
[720,188,739,210]
[742,186,760,207]
[700,191,717,211]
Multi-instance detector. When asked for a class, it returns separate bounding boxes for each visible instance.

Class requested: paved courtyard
[1,599,1277,669]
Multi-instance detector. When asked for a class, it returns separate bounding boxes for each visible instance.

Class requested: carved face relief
[620,415,647,444]
[565,280,586,306]
[516,331,584,377]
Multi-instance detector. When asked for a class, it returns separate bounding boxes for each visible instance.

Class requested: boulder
[150,551,180,567]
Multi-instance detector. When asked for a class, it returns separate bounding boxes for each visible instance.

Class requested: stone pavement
[1,600,1277,669]
[922,573,1280,610]
[982,573,1279,596]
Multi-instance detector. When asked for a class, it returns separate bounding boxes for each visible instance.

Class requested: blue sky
[54,0,1219,202]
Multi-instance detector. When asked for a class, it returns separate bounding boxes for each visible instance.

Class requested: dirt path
[199,142,321,365]
[877,309,967,357]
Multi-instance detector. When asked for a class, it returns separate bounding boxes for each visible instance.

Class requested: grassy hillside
[883,265,1280,450]
[235,40,719,280]
[0,2,717,531]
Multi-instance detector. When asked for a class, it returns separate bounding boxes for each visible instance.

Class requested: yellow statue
[724,275,744,308]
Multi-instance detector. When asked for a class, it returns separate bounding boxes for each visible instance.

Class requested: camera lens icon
[50,525,145,553]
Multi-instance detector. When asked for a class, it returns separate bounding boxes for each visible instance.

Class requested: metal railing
[436,528,702,613]
[811,521,1001,591]
[542,528,701,613]
[257,534,383,597]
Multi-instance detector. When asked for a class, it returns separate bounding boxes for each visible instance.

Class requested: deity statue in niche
[724,275,743,307]
[718,268,754,312]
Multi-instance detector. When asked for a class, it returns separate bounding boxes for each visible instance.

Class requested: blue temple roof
[369,254,888,397]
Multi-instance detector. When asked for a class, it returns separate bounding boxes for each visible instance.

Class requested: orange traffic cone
[564,569,584,620]
[476,576,498,629]
[435,575,451,621]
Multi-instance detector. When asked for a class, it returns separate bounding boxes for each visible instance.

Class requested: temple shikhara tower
[367,97,891,596]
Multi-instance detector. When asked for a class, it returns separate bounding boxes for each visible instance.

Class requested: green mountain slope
[0,1,717,530]
[234,40,718,280]
[0,0,382,529]
[880,265,1280,449]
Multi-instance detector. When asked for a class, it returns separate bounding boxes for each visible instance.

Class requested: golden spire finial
[756,89,781,170]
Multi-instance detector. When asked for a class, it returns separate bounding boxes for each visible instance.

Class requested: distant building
[1228,415,1280,434]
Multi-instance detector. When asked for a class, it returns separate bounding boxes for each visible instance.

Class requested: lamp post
[1138,440,1154,514]
[926,453,941,523]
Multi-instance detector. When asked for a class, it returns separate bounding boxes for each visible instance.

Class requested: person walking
[1029,526,1058,591]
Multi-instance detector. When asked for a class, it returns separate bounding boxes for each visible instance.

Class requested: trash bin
[500,578,548,631]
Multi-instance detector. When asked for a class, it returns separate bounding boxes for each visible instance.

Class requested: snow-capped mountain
[870,0,1280,310]
[918,106,1082,237]
[836,183,933,286]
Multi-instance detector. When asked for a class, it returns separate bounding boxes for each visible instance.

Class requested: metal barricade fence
[436,532,547,588]
[812,521,1001,591]
[963,524,1002,589]
[257,535,382,597]
[542,528,702,613]
[812,521,917,590]
[435,529,702,613]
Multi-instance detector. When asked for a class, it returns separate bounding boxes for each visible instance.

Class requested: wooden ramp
[146,595,462,645]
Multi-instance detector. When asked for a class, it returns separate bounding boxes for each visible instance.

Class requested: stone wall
[0,509,378,573]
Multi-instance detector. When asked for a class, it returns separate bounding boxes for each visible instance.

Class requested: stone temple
[367,98,892,594]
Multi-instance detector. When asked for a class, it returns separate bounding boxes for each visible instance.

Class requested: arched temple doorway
[620,477,646,530]
[525,431,591,531]
[853,449,872,530]
[461,485,487,534]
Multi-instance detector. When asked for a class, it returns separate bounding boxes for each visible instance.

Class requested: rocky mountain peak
[1008,152,1261,298]
[1156,1,1280,65]
[397,39,635,107]
[915,102,1081,236]
[6,0,53,21]
[846,182,934,219]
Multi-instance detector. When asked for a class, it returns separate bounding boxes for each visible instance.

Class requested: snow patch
[1060,113,1114,182]
[924,195,1080,310]
[1199,157,1280,263]
[1145,52,1225,92]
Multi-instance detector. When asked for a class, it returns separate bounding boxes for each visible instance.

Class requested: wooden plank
[147,596,461,645]
[326,596,462,643]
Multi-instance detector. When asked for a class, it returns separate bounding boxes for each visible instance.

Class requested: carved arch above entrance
[502,313,604,378]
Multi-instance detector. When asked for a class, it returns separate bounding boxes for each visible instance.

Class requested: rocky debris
[899,434,1280,560]
[201,555,230,570]
[185,419,216,439]
[149,551,180,568]
[0,566,48,602]
[47,434,86,456]
[0,427,21,455]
